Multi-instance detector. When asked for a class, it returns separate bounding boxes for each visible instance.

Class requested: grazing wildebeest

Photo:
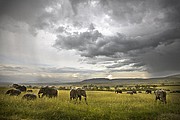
[146,90,152,94]
[127,91,133,95]
[70,88,87,104]
[170,90,180,93]
[155,90,167,104]
[22,94,37,100]
[38,86,58,98]
[115,89,122,94]
[13,84,26,92]
[6,89,21,96]
[27,90,33,92]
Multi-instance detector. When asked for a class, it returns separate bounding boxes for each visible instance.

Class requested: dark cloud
[157,0,180,25]
[70,0,144,24]
[68,0,180,29]
[106,60,134,69]
[54,27,180,56]
[54,29,102,52]
[141,40,180,73]
[1,0,180,34]
[0,0,51,24]
[56,26,66,33]
[88,23,95,31]
[54,24,180,75]
[100,0,148,25]
[99,0,180,27]
[0,0,59,35]
[69,0,86,15]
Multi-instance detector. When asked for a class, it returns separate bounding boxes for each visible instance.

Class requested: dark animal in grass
[38,86,58,98]
[164,89,170,91]
[170,90,180,93]
[22,94,37,100]
[12,84,19,88]
[13,84,26,92]
[6,89,21,96]
[146,90,152,94]
[27,90,33,92]
[138,91,142,93]
[175,90,180,93]
[16,85,26,92]
[127,91,133,95]
[132,90,137,94]
[70,88,88,104]
[155,90,167,104]
[115,89,122,94]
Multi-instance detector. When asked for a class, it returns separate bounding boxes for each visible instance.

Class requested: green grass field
[0,87,180,120]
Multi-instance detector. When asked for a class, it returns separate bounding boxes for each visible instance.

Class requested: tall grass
[0,87,180,120]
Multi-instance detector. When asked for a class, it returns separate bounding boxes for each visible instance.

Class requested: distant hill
[79,74,180,85]
[164,74,180,79]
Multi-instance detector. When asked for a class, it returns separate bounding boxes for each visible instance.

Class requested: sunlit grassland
[0,87,180,120]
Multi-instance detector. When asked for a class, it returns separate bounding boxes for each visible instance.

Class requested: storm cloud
[53,0,180,76]
[0,0,180,81]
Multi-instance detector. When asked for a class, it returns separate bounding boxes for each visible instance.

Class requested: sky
[0,0,180,83]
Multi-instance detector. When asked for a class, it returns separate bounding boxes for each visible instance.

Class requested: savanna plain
[0,86,180,120]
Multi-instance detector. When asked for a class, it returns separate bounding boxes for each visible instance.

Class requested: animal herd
[5,84,168,104]
[5,84,87,103]
[5,84,59,100]
[115,89,167,104]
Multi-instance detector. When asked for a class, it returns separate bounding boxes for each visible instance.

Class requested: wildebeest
[38,86,58,98]
[155,90,167,104]
[127,91,133,95]
[22,94,37,100]
[6,89,21,96]
[115,89,122,94]
[70,88,87,104]
[138,91,142,93]
[170,90,180,93]
[27,90,33,92]
[13,84,26,92]
[146,90,152,94]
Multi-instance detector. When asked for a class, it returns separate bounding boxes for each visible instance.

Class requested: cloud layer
[53,0,180,76]
[0,0,180,79]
